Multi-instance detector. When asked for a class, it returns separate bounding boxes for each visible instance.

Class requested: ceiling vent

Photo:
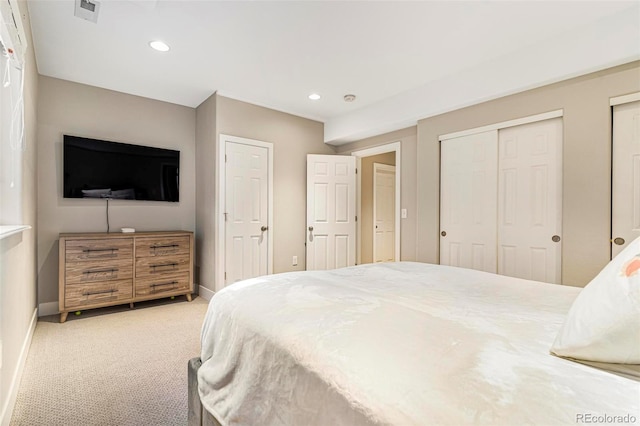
[74,0,100,23]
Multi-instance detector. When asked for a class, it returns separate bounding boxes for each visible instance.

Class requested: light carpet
[11,297,209,426]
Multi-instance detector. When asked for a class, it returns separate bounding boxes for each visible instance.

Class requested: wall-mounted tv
[63,135,180,202]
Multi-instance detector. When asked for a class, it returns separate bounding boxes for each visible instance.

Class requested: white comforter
[199,262,640,425]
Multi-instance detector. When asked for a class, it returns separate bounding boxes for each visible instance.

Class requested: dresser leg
[186,293,192,302]
[130,302,134,309]
[60,312,68,323]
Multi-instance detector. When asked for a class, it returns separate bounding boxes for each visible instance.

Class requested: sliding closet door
[497,118,562,283]
[440,130,498,273]
[612,100,640,258]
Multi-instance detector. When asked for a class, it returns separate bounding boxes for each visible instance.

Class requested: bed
[188,261,640,425]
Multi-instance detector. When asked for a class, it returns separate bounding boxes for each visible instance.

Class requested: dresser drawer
[135,236,190,258]
[135,272,190,297]
[65,279,133,309]
[65,259,133,284]
[66,238,133,262]
[135,254,190,278]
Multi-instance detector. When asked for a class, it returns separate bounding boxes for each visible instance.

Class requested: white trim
[373,163,397,262]
[0,225,31,240]
[439,109,564,141]
[351,141,401,263]
[350,142,401,158]
[0,308,37,426]
[198,285,215,302]
[610,92,640,106]
[217,134,274,290]
[37,301,59,317]
[355,157,362,265]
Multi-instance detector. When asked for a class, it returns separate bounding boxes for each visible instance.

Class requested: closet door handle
[261,226,268,232]
[441,231,446,237]
[613,237,625,246]
[552,235,561,243]
[308,226,314,232]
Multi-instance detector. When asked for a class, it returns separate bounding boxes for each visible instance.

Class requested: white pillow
[551,236,640,364]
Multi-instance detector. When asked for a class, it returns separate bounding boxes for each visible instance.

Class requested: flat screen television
[63,135,180,202]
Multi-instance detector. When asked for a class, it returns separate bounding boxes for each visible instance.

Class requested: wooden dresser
[59,231,194,323]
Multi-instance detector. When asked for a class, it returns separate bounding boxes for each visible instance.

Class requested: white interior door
[373,163,396,262]
[612,100,640,257]
[440,130,498,273]
[225,141,269,284]
[306,154,356,270]
[498,118,562,283]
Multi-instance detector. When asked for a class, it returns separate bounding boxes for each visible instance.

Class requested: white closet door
[498,118,562,283]
[440,130,498,273]
[612,100,640,258]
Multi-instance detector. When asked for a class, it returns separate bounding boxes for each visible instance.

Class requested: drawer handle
[83,268,118,275]
[81,247,119,259]
[151,244,179,249]
[83,248,119,253]
[150,262,178,271]
[82,289,118,296]
[150,281,178,288]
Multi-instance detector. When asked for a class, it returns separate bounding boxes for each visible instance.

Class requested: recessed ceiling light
[308,93,321,100]
[149,40,170,52]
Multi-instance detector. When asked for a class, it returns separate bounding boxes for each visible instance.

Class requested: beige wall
[36,77,196,304]
[337,126,418,262]
[0,1,38,422]
[416,61,640,287]
[195,94,216,292]
[215,95,334,287]
[360,152,395,264]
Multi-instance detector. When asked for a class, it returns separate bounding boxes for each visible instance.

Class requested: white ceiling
[27,1,640,144]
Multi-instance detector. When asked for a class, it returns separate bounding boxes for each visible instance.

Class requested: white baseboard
[37,301,59,317]
[198,285,215,301]
[1,308,37,426]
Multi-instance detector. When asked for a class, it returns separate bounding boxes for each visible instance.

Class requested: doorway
[351,142,401,265]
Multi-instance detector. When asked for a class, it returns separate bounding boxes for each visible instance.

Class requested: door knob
[613,237,625,246]
[308,226,314,232]
[261,226,268,232]
[552,235,561,242]
[441,231,446,237]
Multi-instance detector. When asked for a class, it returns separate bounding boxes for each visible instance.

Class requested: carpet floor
[11,296,209,426]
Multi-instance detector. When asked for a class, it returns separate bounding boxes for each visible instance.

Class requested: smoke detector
[75,0,100,23]
[343,94,356,103]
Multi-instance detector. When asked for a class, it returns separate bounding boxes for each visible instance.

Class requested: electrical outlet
[292,255,298,266]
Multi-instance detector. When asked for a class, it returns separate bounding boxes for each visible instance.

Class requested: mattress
[198,262,640,425]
